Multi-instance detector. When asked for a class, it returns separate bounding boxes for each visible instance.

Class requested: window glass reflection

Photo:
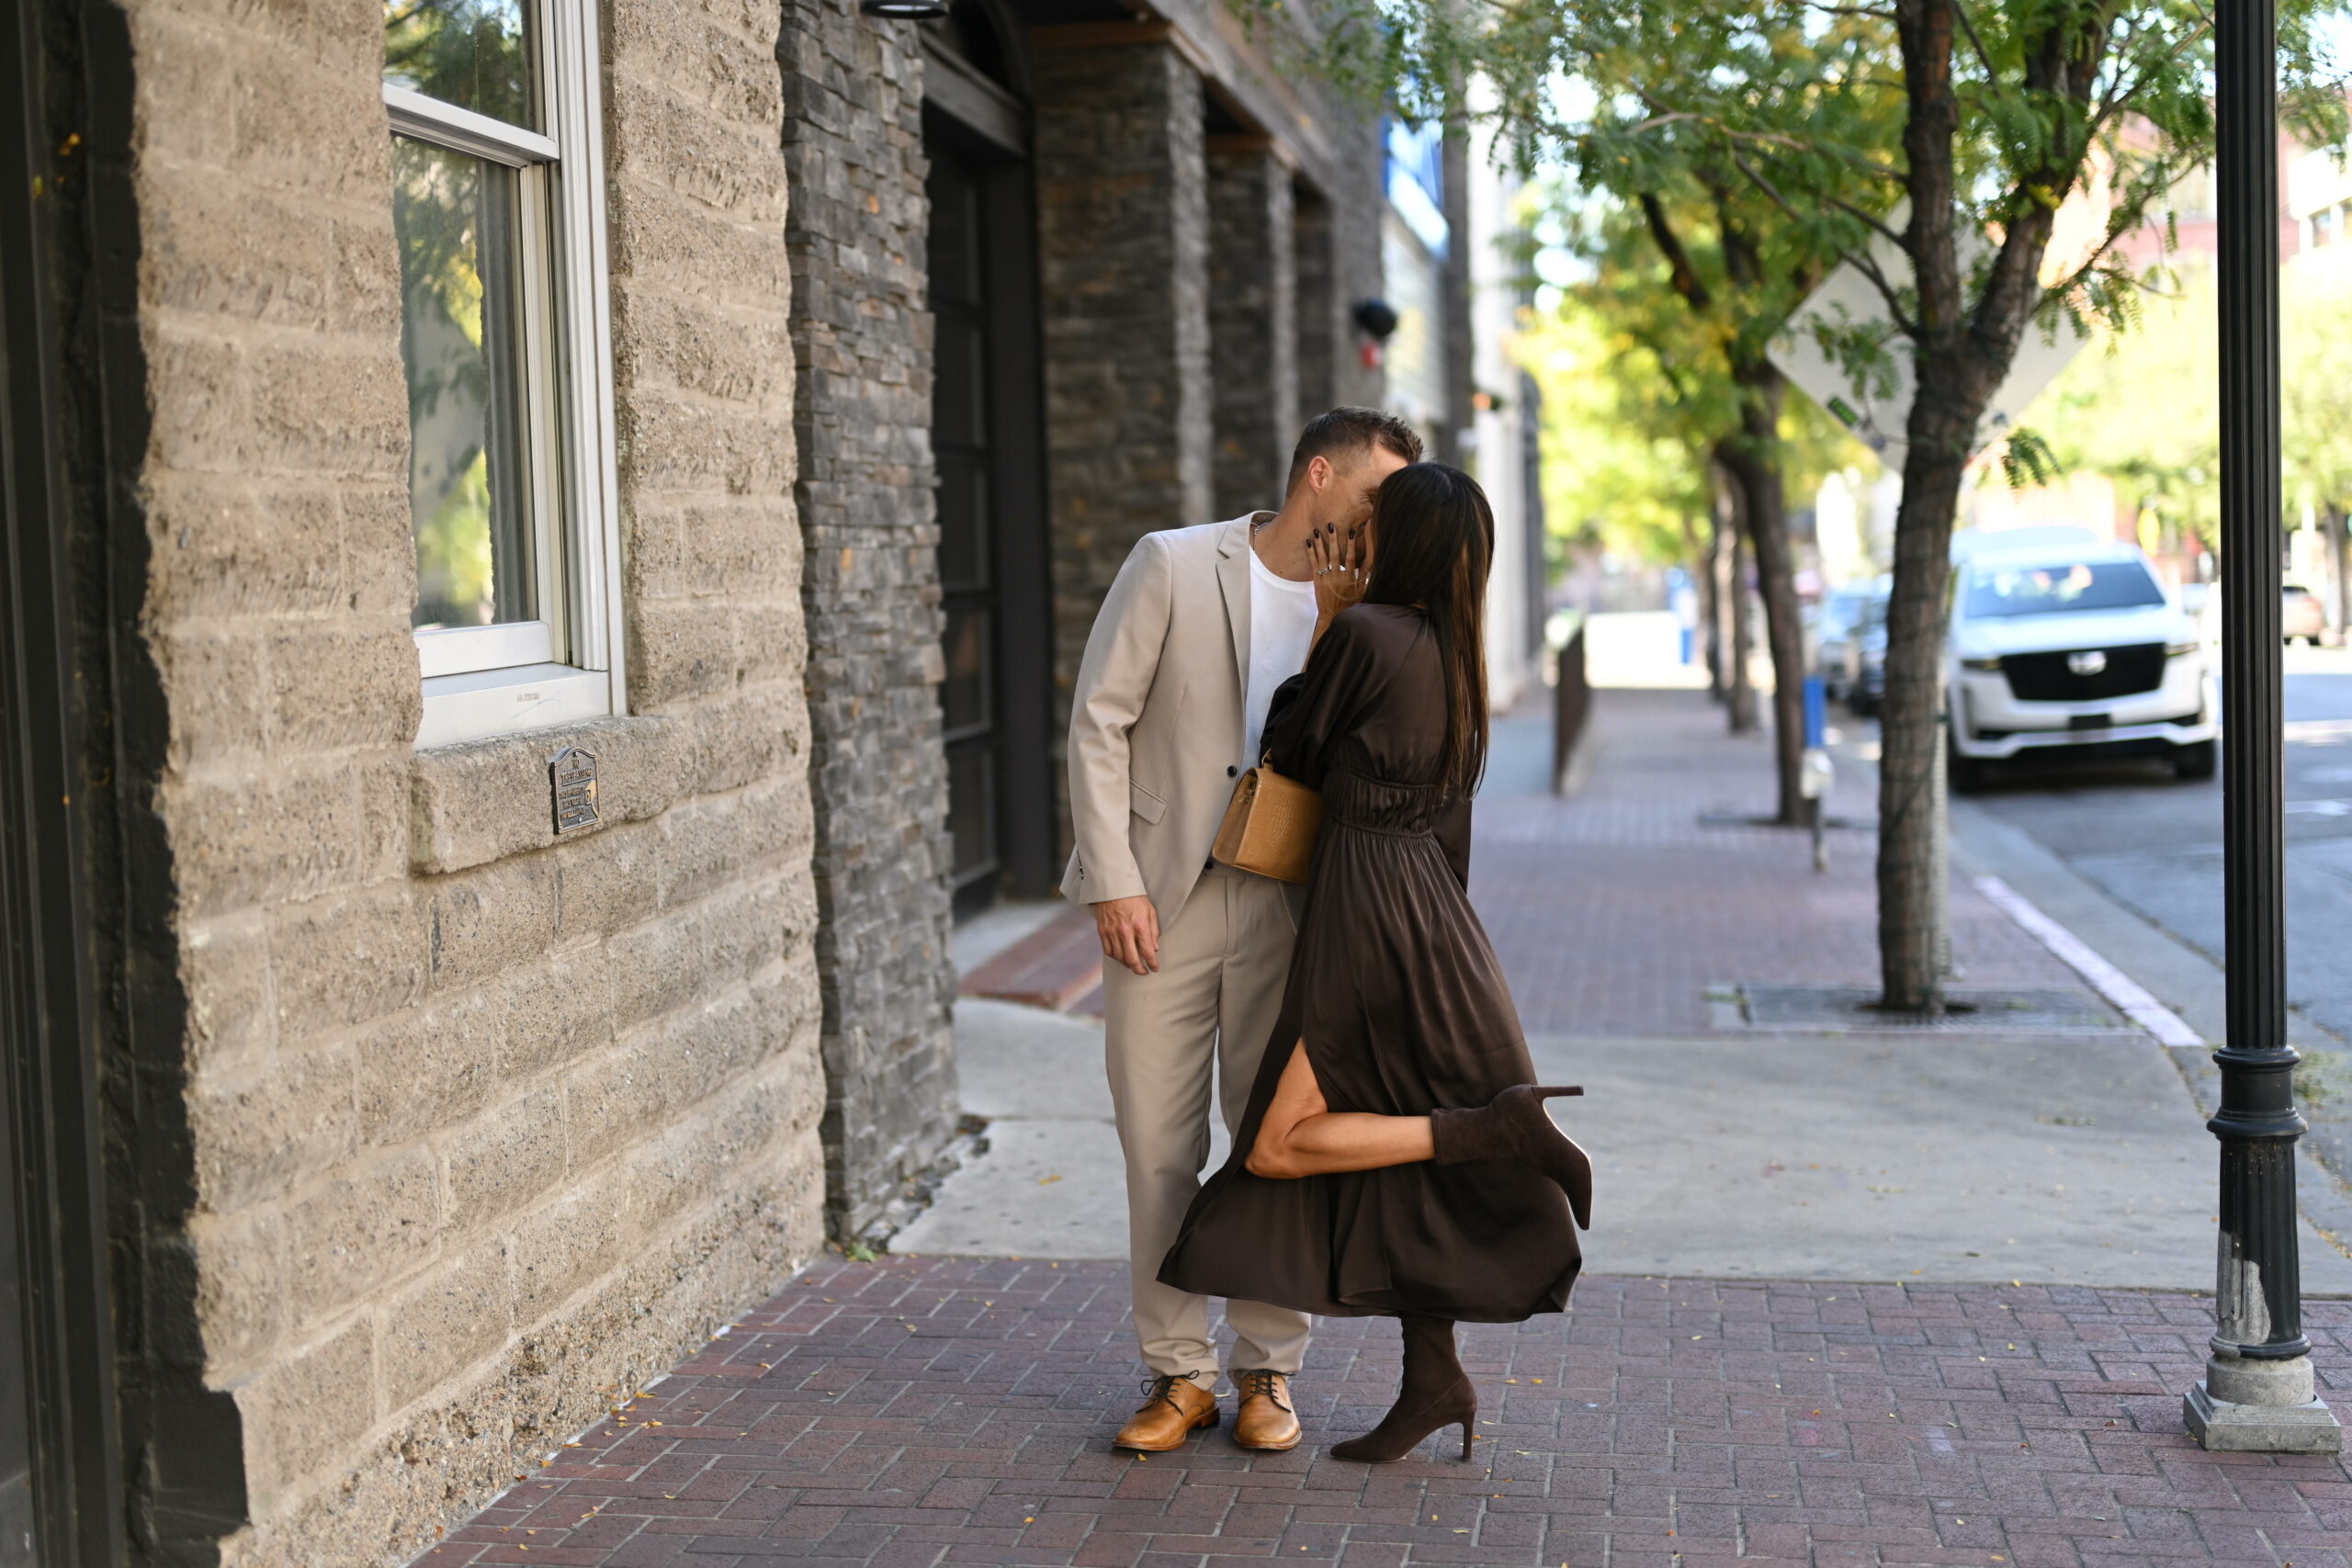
[393,137,535,629]
[941,603,993,736]
[384,0,537,130]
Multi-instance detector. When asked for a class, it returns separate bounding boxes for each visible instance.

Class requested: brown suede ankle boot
[1329,1314,1475,1462]
[1430,1084,1592,1228]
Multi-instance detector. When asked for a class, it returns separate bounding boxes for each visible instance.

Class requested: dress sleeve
[1262,610,1390,790]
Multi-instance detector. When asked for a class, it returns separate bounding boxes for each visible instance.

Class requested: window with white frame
[384,0,623,749]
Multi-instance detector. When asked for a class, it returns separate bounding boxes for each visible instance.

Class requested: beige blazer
[1061,514,1272,919]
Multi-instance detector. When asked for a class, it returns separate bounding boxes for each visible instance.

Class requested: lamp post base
[2184,1379,2343,1454]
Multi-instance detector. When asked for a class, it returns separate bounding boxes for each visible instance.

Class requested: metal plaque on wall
[549,746,600,834]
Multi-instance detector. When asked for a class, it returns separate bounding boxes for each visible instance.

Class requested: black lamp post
[2188,0,2342,1454]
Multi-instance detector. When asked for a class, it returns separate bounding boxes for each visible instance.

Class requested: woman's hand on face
[1309,522,1371,624]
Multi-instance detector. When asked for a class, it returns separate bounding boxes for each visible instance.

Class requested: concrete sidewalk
[906,687,2352,1293]
[420,1258,2352,1568]
[420,675,2352,1568]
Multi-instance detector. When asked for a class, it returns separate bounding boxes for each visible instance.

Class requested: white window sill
[416,662,613,750]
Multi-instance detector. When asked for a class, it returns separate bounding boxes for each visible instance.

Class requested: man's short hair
[1285,407,1425,494]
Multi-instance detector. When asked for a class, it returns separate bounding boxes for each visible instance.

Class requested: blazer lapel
[1216,517,1256,753]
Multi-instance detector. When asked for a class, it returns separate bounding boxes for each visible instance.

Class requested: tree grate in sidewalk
[1720,983,2136,1034]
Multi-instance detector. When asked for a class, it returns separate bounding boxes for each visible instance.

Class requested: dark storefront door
[2,1060,31,1561]
[928,148,1003,908]
[4,0,126,1552]
[4,0,55,1547]
[924,120,1053,916]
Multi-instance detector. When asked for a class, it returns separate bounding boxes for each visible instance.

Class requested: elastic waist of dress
[1326,817,1439,840]
[1326,761,1444,792]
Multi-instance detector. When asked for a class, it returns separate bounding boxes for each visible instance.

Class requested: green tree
[1521,305,1708,568]
[2037,274,2219,554]
[1279,0,2349,1010]
[2285,256,2352,607]
[2030,254,2352,601]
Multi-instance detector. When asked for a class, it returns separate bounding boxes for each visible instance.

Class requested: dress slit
[1156,604,1579,1325]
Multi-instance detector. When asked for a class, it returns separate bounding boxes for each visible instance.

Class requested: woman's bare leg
[1244,1041,1435,1179]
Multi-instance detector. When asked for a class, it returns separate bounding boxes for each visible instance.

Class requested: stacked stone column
[1207,136,1300,519]
[1294,187,1340,420]
[1033,35,1215,829]
[777,0,959,1243]
[1294,108,1390,422]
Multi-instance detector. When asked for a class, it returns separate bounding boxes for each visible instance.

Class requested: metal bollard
[1801,676,1831,871]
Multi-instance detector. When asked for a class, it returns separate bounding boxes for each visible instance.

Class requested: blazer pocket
[1129,780,1170,825]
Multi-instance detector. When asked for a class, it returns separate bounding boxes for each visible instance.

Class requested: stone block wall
[775,0,960,1245]
[110,1,825,1562]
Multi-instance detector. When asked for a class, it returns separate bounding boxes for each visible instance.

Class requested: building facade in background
[0,1,1542,1563]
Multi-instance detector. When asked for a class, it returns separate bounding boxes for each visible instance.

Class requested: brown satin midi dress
[1157,603,1581,1324]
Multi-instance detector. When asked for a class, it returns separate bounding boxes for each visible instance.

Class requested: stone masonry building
[0,0,1538,1563]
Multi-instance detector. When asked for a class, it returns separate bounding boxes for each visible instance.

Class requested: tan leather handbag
[1211,760,1325,883]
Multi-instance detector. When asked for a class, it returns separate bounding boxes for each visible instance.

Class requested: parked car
[1839,584,1892,715]
[2283,582,2327,644]
[1813,581,1881,701]
[1945,527,2217,791]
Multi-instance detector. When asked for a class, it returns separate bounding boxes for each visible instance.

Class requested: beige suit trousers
[1102,863,1313,1382]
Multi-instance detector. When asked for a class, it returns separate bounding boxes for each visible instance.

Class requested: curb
[1957,813,2352,1265]
[1972,874,2203,1046]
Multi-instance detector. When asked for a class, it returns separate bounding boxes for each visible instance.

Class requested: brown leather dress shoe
[1231,1369,1302,1451]
[1113,1373,1219,1451]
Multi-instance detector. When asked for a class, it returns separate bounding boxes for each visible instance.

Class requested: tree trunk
[1703,486,1729,702]
[1715,460,1758,731]
[1875,0,2086,1010]
[1718,372,1809,824]
[1438,112,1476,470]
[1875,412,1973,1011]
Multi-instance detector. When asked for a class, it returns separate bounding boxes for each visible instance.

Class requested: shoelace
[1236,1369,1291,1412]
[1135,1371,1202,1414]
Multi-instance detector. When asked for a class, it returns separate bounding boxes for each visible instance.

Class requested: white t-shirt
[1244,546,1321,766]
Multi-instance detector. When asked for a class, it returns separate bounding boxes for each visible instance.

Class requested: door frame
[922,95,1056,905]
[1,0,128,1558]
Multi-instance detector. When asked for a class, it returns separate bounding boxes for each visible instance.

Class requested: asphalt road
[1932,643,2352,1215]
[1957,645,2352,1037]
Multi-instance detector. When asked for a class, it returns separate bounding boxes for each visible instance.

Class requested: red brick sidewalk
[1474,689,2088,1038]
[418,1255,2350,1568]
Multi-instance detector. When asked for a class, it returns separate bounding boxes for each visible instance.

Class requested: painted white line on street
[1972,874,2206,1048]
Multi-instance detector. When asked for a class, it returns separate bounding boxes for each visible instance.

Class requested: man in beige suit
[1063,408,1421,1451]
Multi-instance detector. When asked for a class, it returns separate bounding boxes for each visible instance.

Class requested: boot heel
[1537,1086,1584,1098]
[1457,1419,1474,1461]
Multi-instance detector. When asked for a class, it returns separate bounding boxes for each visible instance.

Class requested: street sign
[1769,209,2083,469]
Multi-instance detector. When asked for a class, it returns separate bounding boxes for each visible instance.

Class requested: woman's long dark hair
[1363,462,1493,796]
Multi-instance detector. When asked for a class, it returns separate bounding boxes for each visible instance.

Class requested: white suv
[1945,527,2217,791]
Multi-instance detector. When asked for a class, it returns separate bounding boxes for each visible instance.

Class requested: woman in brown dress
[1158,462,1590,1463]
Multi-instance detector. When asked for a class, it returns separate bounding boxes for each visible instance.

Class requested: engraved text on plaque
[550,747,600,834]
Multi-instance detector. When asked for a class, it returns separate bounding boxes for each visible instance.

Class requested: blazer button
[1227,765,1239,777]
